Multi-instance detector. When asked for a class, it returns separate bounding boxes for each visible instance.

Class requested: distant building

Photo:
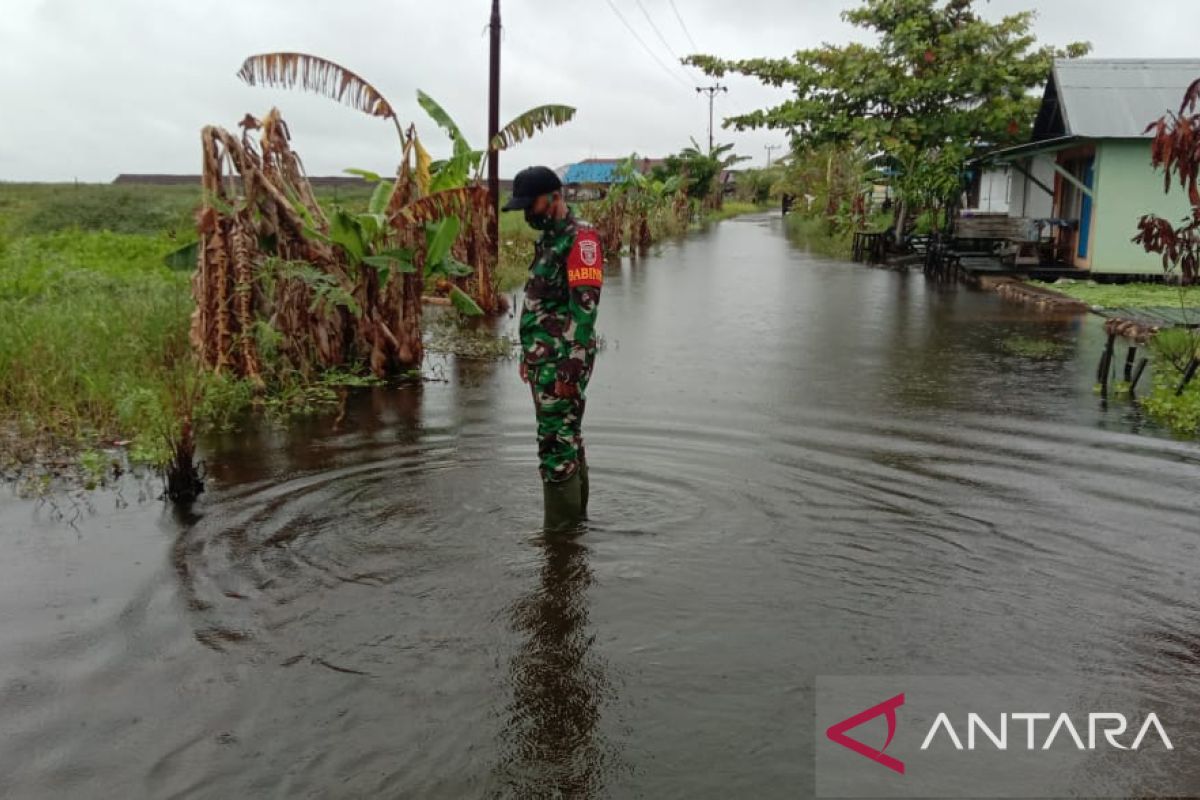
[976,58,1200,275]
[561,157,665,200]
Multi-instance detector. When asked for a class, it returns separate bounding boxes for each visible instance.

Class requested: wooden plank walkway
[1095,306,1200,329]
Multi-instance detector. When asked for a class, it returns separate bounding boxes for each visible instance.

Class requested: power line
[633,0,697,86]
[603,0,690,90]
[697,83,728,154]
[668,0,700,53]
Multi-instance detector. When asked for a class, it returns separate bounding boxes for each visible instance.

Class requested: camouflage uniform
[520,208,603,484]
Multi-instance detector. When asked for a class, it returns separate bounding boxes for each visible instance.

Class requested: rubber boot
[578,455,589,518]
[542,472,584,532]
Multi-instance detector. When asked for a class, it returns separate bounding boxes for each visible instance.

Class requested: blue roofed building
[560,157,666,200]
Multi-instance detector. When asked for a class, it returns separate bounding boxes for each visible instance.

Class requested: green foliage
[1044,280,1200,310]
[685,0,1090,208]
[652,139,747,201]
[913,208,946,235]
[734,167,784,204]
[1002,336,1065,359]
[774,144,885,236]
[786,210,893,258]
[78,449,113,489]
[343,167,383,183]
[425,215,459,266]
[0,227,204,471]
[1141,363,1200,438]
[490,105,577,152]
[361,247,416,290]
[266,258,362,316]
[448,285,484,316]
[0,183,199,237]
[702,201,766,223]
[1149,328,1200,375]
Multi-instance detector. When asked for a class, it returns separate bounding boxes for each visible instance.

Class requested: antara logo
[826,693,1174,776]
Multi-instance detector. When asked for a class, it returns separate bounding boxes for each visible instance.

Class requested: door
[1076,158,1094,261]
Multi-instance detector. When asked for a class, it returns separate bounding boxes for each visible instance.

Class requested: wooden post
[1177,356,1199,397]
[1123,346,1137,382]
[1097,333,1116,397]
[487,0,501,264]
[1130,357,1149,394]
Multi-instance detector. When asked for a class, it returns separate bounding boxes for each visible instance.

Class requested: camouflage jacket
[518,207,604,384]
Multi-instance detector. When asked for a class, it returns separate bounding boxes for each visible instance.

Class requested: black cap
[502,166,562,211]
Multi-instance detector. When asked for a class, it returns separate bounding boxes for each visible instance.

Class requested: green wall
[1091,139,1194,274]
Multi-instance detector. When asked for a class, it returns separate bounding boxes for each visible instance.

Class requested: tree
[653,139,749,209]
[1134,77,1200,397]
[684,0,1090,234]
[1135,78,1200,286]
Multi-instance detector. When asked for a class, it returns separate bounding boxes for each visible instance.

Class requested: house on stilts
[952,58,1200,279]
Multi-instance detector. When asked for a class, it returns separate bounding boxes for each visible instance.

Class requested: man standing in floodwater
[502,166,603,530]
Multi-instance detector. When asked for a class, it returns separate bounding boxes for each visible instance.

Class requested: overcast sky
[2,0,1199,182]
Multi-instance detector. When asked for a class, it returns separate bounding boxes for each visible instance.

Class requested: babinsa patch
[566,229,603,288]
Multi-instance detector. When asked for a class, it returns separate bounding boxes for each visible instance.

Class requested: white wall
[1008,156,1055,219]
[965,167,1012,214]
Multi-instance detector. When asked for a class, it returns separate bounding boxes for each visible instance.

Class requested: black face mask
[520,206,549,231]
[524,206,553,231]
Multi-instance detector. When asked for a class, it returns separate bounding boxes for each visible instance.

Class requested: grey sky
[1,0,1198,182]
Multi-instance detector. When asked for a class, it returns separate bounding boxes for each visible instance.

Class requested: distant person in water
[502,166,603,531]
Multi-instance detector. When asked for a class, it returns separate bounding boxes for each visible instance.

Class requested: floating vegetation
[1002,335,1067,359]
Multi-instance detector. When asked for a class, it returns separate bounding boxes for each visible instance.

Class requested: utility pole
[487,0,501,260]
[696,83,727,155]
[764,144,780,167]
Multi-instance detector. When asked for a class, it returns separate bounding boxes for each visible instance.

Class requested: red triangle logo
[825,692,906,775]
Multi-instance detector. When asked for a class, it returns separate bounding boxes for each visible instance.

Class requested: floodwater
[3,214,1200,798]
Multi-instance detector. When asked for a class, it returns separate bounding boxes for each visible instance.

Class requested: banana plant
[311,173,483,316]
[238,53,404,144]
[238,53,576,195]
[236,52,574,317]
[421,216,483,316]
[416,90,575,189]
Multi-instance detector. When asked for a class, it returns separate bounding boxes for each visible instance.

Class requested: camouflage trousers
[527,361,591,484]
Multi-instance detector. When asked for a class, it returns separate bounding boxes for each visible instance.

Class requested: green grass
[1041,280,1199,310]
[0,225,200,476]
[783,210,892,260]
[785,215,855,258]
[1136,328,1200,437]
[702,201,768,223]
[497,203,537,292]
[0,182,381,483]
[1142,375,1200,437]
[0,183,199,238]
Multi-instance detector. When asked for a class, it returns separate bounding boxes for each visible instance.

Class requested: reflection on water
[2,215,1200,797]
[494,534,617,797]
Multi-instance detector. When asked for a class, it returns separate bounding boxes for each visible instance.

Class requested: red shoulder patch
[566,229,603,288]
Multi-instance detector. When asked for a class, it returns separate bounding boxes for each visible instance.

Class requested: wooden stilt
[1130,357,1149,394]
[1124,346,1137,382]
[1097,333,1116,396]
[1177,356,1199,397]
